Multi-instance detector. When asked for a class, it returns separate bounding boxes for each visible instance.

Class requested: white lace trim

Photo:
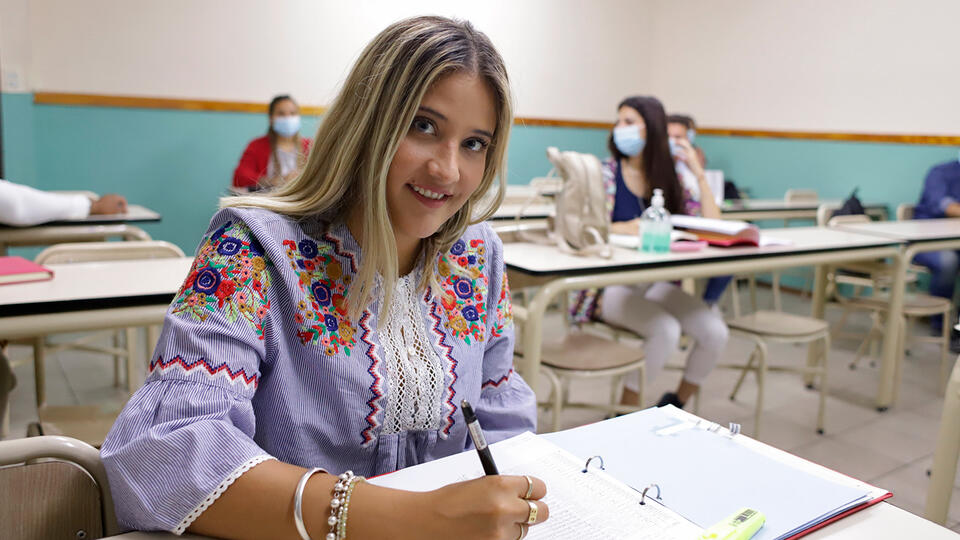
[380,272,445,434]
[172,454,276,535]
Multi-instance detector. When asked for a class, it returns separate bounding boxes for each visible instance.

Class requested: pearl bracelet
[326,471,365,540]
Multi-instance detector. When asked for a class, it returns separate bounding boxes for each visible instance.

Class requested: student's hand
[418,475,549,540]
[674,138,705,180]
[90,194,128,215]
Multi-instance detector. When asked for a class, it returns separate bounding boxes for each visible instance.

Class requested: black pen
[461,399,499,475]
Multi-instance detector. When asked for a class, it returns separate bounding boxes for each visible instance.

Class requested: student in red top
[232,95,312,190]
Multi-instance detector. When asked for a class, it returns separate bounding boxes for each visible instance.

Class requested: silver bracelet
[294,467,327,540]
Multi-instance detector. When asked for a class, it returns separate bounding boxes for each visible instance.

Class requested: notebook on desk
[543,406,891,540]
[369,431,703,539]
[0,256,54,285]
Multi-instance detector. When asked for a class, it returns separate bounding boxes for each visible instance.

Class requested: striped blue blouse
[100,207,536,533]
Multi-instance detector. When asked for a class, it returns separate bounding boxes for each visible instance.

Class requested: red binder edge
[784,491,894,540]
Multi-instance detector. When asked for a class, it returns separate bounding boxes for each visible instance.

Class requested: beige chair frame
[29,241,184,407]
[0,435,119,537]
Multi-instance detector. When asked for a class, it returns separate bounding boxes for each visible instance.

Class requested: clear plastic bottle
[638,188,673,253]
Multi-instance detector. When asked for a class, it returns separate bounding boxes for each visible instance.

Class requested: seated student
[232,94,312,191]
[667,114,732,307]
[913,154,960,351]
[571,96,729,409]
[101,16,549,540]
[0,179,127,226]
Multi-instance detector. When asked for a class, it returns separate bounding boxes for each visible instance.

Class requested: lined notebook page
[369,432,701,539]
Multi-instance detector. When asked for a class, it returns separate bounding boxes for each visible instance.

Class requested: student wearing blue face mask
[233,94,312,190]
[570,96,727,409]
[913,152,960,351]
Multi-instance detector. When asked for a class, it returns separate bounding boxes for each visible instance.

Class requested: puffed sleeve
[473,225,537,443]
[101,209,277,533]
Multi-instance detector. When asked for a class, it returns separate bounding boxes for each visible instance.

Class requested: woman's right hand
[416,475,550,540]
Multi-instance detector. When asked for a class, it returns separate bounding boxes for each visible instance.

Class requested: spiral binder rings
[370,431,703,539]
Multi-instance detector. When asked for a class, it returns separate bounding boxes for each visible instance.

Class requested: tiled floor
[4,286,959,531]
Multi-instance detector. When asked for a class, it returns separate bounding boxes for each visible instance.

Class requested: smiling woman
[99,15,548,540]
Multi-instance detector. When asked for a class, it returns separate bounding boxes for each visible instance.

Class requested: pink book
[0,256,54,285]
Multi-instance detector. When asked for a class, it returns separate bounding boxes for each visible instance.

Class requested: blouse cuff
[476,372,538,445]
[173,454,276,535]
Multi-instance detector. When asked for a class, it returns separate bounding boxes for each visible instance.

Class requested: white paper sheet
[370,432,702,539]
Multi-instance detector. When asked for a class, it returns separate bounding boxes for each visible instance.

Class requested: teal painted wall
[2,93,38,186]
[697,135,959,215]
[2,93,957,258]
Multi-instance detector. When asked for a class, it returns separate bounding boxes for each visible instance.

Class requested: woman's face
[385,71,496,245]
[270,99,298,121]
[615,105,646,137]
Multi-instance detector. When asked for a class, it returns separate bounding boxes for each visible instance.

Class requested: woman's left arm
[676,138,722,219]
[473,227,538,443]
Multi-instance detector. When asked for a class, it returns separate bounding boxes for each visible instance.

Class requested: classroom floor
[4,286,960,531]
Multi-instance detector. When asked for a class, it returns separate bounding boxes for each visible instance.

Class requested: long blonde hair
[223,16,512,320]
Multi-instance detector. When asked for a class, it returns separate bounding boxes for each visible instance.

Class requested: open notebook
[370,431,702,539]
[544,406,890,540]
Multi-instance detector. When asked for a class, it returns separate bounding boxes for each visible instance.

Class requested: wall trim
[32,92,960,145]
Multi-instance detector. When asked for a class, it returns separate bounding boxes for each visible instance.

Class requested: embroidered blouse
[100,206,534,534]
[570,157,700,322]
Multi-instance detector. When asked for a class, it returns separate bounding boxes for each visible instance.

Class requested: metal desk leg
[804,264,828,386]
[925,356,960,525]
[877,249,907,411]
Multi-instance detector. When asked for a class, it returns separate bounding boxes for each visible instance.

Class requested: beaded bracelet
[335,476,365,539]
[326,471,365,540]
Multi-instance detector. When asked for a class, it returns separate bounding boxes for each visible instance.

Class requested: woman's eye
[412,117,436,135]
[463,138,489,153]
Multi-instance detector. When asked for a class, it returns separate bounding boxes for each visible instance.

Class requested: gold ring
[517,523,528,540]
[522,475,534,499]
[525,500,538,525]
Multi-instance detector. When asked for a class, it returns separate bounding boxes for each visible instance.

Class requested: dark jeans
[913,250,960,332]
[703,275,734,305]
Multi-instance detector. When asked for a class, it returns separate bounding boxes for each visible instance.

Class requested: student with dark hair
[914,154,960,351]
[232,95,312,190]
[571,96,728,409]
[667,114,732,306]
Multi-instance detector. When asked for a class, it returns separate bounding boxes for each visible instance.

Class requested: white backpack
[519,147,612,258]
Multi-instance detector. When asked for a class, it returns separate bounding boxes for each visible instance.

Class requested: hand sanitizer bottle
[639,188,673,254]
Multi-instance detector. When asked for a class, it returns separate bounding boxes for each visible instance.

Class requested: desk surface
[0,204,161,228]
[0,257,191,315]
[722,199,886,212]
[835,218,960,242]
[504,226,902,276]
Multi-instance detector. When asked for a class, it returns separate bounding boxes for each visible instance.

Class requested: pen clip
[582,455,605,473]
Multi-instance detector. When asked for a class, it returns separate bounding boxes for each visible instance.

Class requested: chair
[30,240,185,409]
[772,189,821,300]
[896,203,915,221]
[0,435,119,539]
[723,280,832,436]
[532,330,646,433]
[820,211,952,389]
[926,354,960,525]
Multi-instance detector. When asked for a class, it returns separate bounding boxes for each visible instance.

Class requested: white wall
[12,0,649,121]
[0,0,32,91]
[4,1,959,135]
[646,0,960,135]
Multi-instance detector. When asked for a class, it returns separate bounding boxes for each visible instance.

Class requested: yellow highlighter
[700,508,765,540]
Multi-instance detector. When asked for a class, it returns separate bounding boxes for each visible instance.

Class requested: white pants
[599,282,728,390]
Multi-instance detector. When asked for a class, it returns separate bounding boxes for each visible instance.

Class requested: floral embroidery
[491,273,513,338]
[283,237,358,356]
[172,221,271,339]
[435,238,488,345]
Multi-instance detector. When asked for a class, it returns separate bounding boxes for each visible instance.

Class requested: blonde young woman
[102,17,548,540]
